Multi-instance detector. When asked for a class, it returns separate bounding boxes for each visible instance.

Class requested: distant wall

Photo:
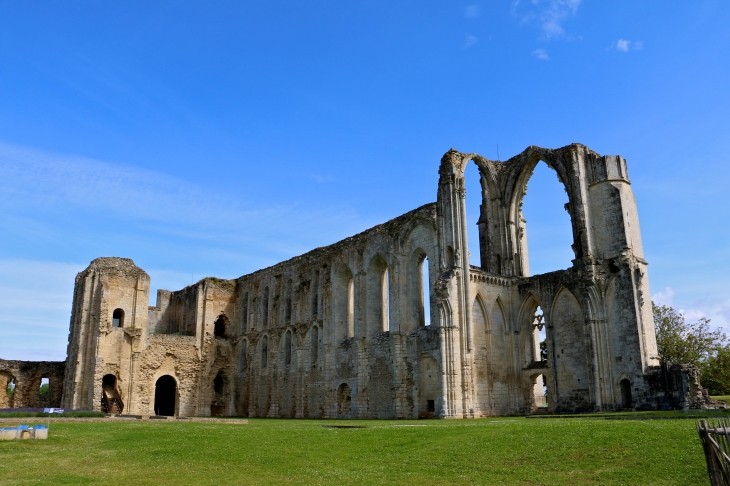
[0,359,65,409]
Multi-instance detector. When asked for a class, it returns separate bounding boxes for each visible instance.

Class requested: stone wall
[0,359,65,409]
[56,144,704,418]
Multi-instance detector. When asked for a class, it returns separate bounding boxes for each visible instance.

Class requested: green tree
[653,302,724,366]
[653,301,730,394]
[701,346,730,395]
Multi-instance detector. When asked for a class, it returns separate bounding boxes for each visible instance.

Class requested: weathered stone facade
[0,359,65,409]
[55,144,694,417]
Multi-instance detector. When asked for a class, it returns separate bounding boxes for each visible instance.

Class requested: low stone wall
[643,363,721,410]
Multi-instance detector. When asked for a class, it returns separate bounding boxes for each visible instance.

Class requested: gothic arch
[549,286,591,410]
[491,296,508,334]
[398,217,438,249]
[517,292,543,327]
[517,292,545,365]
[506,150,579,277]
[471,293,491,367]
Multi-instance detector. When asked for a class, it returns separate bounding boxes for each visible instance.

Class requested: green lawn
[0,417,708,485]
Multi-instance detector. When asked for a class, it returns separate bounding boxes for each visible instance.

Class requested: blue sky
[1,1,728,360]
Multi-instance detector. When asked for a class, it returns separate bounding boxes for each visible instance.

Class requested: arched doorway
[211,371,226,416]
[1,372,16,408]
[620,379,632,410]
[154,375,177,416]
[101,374,124,413]
[337,383,352,416]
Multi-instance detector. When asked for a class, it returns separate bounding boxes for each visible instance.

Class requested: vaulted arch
[471,294,490,336]
[517,293,545,365]
[507,153,578,277]
[549,287,591,411]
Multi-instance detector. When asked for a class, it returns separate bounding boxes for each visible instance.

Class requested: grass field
[0,416,708,485]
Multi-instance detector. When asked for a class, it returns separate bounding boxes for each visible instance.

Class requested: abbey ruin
[3,144,708,418]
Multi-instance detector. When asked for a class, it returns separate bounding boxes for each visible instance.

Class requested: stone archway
[337,383,352,417]
[1,371,16,408]
[154,375,177,416]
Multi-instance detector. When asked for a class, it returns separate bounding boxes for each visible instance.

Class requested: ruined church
[3,144,702,418]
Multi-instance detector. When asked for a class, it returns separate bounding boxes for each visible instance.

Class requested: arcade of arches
[36,144,711,418]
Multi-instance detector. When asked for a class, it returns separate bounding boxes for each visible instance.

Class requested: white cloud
[612,39,643,52]
[465,5,480,18]
[0,142,376,359]
[532,48,550,60]
[514,0,582,40]
[652,286,676,307]
[0,258,83,360]
[464,34,478,48]
[0,141,366,256]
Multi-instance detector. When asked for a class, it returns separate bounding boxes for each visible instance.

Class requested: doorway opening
[101,374,124,414]
[154,375,177,416]
[337,383,352,416]
[620,378,632,410]
[211,371,226,416]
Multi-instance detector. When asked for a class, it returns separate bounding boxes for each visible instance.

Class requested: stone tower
[61,258,150,412]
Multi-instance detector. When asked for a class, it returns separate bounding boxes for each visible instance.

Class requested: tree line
[653,302,730,396]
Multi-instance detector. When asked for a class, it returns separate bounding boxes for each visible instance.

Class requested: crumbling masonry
[7,144,702,417]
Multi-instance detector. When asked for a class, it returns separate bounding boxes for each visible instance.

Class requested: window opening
[214,315,226,338]
[464,162,483,267]
[423,256,431,326]
[347,277,355,337]
[383,267,390,331]
[521,162,574,275]
[6,377,15,396]
[112,308,124,327]
[39,377,50,396]
[532,306,546,362]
